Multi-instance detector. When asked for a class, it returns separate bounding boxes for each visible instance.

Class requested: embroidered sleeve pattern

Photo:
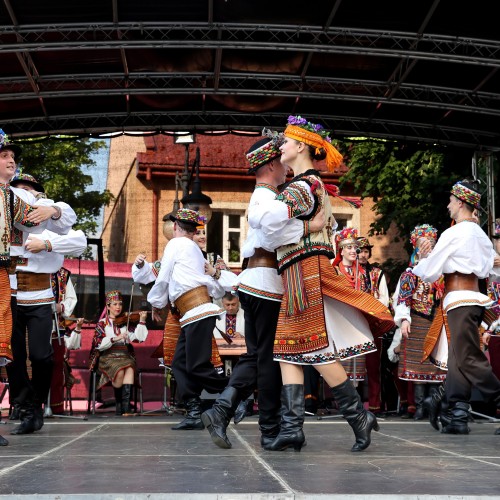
[397,270,417,306]
[276,182,313,219]
[152,260,162,278]
[13,196,37,228]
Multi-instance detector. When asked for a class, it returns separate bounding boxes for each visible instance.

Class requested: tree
[16,137,114,238]
[338,139,473,288]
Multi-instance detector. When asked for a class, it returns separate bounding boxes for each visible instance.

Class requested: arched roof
[1,0,500,150]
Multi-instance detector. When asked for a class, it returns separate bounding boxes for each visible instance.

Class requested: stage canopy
[1,1,500,150]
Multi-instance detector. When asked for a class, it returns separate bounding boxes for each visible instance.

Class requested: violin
[60,317,93,328]
[113,310,150,327]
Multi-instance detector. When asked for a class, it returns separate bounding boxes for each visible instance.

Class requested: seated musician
[214,292,245,341]
[89,290,148,415]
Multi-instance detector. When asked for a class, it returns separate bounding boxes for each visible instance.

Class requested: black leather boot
[263,384,305,452]
[259,418,281,449]
[495,427,500,435]
[413,384,426,420]
[121,384,133,414]
[441,402,470,434]
[33,404,44,431]
[234,399,250,424]
[331,379,379,452]
[10,403,36,435]
[9,403,21,420]
[423,384,445,430]
[114,387,123,415]
[201,386,239,448]
[171,397,205,430]
[0,435,8,446]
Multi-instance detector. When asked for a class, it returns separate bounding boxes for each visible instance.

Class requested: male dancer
[414,179,499,434]
[148,209,233,430]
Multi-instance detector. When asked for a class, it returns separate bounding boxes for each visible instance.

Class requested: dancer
[393,224,447,420]
[249,116,394,452]
[414,179,498,434]
[148,209,234,430]
[202,134,324,449]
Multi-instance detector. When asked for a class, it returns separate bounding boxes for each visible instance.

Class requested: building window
[207,210,245,268]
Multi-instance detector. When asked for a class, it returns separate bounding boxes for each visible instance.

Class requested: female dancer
[249,116,394,452]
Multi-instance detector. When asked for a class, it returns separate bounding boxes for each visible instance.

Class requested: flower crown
[0,129,9,147]
[287,116,332,143]
[410,224,438,248]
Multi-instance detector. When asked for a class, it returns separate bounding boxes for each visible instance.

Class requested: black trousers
[7,303,54,406]
[446,305,500,405]
[172,315,228,400]
[229,292,282,426]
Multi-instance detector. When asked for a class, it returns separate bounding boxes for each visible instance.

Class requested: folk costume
[9,228,86,435]
[148,209,234,430]
[413,180,499,434]
[90,290,148,414]
[249,116,394,453]
[333,228,369,383]
[393,225,447,419]
[202,134,308,449]
[356,235,391,414]
[133,248,227,370]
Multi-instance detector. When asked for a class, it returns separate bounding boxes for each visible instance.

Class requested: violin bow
[126,282,135,333]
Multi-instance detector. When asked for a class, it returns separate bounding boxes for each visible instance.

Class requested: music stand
[139,363,181,416]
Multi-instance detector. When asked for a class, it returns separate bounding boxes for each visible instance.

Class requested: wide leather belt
[16,272,51,292]
[7,259,17,275]
[247,248,278,269]
[444,272,479,293]
[174,285,211,316]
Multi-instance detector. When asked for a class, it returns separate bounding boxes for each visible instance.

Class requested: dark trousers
[365,335,383,411]
[231,292,282,425]
[7,303,54,406]
[446,305,500,405]
[172,315,228,400]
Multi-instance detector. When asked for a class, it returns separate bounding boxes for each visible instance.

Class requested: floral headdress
[0,128,22,158]
[196,214,207,230]
[409,224,438,266]
[106,290,123,304]
[332,227,359,266]
[169,208,204,227]
[284,116,343,172]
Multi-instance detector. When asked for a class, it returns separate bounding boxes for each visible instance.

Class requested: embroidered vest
[276,174,335,274]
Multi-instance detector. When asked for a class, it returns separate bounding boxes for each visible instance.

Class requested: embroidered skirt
[273,255,394,365]
[398,313,447,382]
[97,345,136,389]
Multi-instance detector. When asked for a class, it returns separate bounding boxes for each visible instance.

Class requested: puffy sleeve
[393,271,414,327]
[133,259,160,284]
[147,243,175,309]
[45,229,87,257]
[61,278,77,318]
[128,322,148,342]
[413,231,455,283]
[248,180,315,251]
[64,329,81,350]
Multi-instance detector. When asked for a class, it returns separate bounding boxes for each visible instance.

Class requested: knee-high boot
[413,383,426,420]
[121,384,133,414]
[114,387,123,415]
[263,384,305,452]
[201,386,239,449]
[423,384,445,430]
[331,379,379,452]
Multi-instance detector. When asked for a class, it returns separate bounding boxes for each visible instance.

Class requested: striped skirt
[398,314,447,382]
[97,345,136,389]
[273,255,394,365]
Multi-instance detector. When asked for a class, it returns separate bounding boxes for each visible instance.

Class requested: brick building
[101,134,406,274]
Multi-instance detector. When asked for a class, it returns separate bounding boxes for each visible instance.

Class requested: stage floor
[1,411,500,500]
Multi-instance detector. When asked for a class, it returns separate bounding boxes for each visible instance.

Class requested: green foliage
[16,137,114,236]
[339,139,472,258]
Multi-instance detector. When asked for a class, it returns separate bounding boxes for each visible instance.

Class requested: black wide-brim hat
[10,173,44,193]
[0,143,22,160]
